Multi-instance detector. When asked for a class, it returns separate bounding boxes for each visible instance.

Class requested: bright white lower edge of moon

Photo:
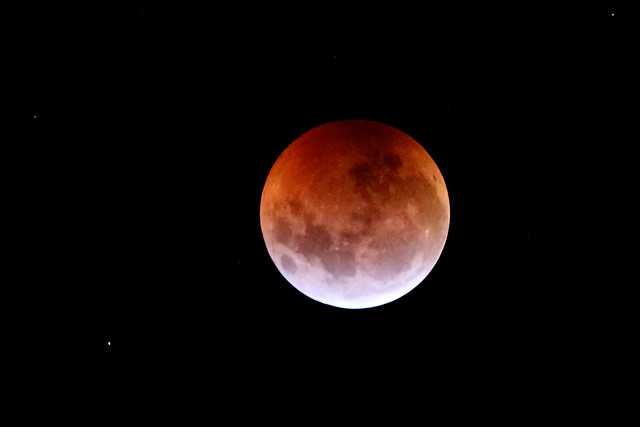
[260,119,450,309]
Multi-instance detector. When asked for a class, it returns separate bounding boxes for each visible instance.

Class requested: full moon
[260,119,450,309]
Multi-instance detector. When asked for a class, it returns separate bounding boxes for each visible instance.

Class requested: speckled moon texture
[260,119,450,309]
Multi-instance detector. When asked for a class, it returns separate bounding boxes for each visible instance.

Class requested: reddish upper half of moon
[262,119,449,226]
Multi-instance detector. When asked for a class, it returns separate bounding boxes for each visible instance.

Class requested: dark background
[13,1,633,421]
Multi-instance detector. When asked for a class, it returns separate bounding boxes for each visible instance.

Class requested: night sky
[15,1,633,421]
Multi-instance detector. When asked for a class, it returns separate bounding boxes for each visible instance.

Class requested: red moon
[260,119,450,309]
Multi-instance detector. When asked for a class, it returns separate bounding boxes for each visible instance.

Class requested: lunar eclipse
[260,119,450,309]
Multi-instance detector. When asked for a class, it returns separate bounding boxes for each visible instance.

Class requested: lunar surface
[260,119,450,309]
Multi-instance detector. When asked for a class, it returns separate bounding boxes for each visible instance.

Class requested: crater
[273,217,293,246]
[368,229,421,280]
[281,255,298,274]
[339,231,366,246]
[349,151,403,200]
[288,198,303,216]
[351,206,381,229]
[321,249,357,278]
[296,224,333,261]
[383,153,403,171]
[285,222,359,279]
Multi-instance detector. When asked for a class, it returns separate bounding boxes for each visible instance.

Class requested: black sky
[13,1,634,421]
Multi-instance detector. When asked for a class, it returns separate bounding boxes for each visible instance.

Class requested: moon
[260,119,450,309]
